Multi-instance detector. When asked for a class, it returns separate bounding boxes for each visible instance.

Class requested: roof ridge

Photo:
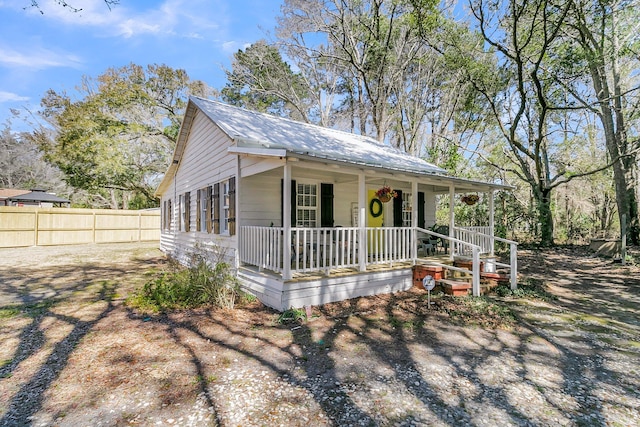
[189,96,388,147]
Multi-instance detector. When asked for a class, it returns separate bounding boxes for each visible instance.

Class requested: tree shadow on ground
[1,246,639,426]
[0,282,117,427]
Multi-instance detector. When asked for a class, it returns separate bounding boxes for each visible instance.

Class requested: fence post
[139,212,142,242]
[93,210,97,243]
[34,209,39,246]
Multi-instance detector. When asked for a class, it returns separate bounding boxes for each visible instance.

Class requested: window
[402,192,412,227]
[211,178,235,236]
[167,199,172,231]
[220,180,230,234]
[296,183,317,227]
[197,188,208,232]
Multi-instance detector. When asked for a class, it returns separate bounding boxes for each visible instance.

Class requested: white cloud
[222,41,252,53]
[0,46,83,70]
[23,0,225,40]
[0,91,29,103]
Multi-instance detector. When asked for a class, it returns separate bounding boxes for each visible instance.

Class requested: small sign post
[423,275,435,308]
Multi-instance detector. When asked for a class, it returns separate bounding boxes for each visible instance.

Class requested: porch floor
[241,254,454,284]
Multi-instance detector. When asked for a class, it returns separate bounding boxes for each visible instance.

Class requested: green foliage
[277,307,307,324]
[221,40,310,120]
[239,292,258,304]
[127,251,240,313]
[494,278,556,301]
[0,307,21,319]
[444,296,516,328]
[35,63,210,209]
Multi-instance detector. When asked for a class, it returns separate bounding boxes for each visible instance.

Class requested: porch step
[437,278,472,296]
[480,271,510,288]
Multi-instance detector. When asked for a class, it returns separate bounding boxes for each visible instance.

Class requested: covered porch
[235,156,517,309]
[239,224,517,294]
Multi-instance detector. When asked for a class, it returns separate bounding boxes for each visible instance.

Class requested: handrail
[417,227,482,295]
[415,227,481,249]
[453,226,518,290]
[453,226,518,246]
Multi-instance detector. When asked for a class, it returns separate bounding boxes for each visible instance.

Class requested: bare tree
[26,0,118,14]
[0,125,66,192]
[563,0,640,244]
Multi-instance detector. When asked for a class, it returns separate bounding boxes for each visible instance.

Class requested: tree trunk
[615,156,640,244]
[579,3,640,245]
[536,187,554,246]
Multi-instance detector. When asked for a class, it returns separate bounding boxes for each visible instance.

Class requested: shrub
[494,277,556,301]
[277,307,307,324]
[127,246,240,312]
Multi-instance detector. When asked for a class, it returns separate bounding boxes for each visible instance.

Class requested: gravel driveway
[0,243,639,426]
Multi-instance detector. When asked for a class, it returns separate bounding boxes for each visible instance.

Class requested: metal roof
[156,97,512,195]
[191,96,448,176]
[8,190,70,204]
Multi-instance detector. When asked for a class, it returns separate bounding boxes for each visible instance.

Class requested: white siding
[238,266,413,311]
[240,173,282,226]
[334,181,358,226]
[424,190,437,227]
[159,110,238,264]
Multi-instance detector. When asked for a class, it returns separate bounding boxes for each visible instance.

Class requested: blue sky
[0,0,283,129]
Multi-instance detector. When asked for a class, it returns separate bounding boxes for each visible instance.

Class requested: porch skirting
[238,266,413,312]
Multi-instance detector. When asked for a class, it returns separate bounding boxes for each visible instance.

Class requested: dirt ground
[1,242,639,426]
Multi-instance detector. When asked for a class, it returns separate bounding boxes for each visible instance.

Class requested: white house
[155,97,518,311]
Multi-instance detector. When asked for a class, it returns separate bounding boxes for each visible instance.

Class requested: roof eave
[155,100,198,197]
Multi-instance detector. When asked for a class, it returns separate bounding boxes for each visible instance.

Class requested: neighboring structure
[156,97,518,311]
[0,188,70,208]
[0,189,30,206]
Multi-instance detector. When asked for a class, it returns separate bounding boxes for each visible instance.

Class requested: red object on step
[412,265,444,289]
[453,259,485,272]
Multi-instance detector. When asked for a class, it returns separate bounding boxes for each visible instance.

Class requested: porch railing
[367,227,414,265]
[291,227,360,272]
[239,225,517,294]
[240,226,283,273]
[453,226,493,255]
[416,227,483,295]
[452,226,518,290]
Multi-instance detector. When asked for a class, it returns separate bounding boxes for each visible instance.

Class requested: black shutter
[320,183,334,227]
[229,177,236,236]
[280,179,297,226]
[196,189,202,231]
[418,191,425,229]
[393,190,403,227]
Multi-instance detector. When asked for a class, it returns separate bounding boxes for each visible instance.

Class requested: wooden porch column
[411,179,418,263]
[235,155,242,269]
[449,184,455,261]
[488,189,495,256]
[283,163,292,280]
[358,171,367,272]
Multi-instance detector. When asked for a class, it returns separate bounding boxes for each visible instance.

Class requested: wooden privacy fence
[0,207,160,248]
